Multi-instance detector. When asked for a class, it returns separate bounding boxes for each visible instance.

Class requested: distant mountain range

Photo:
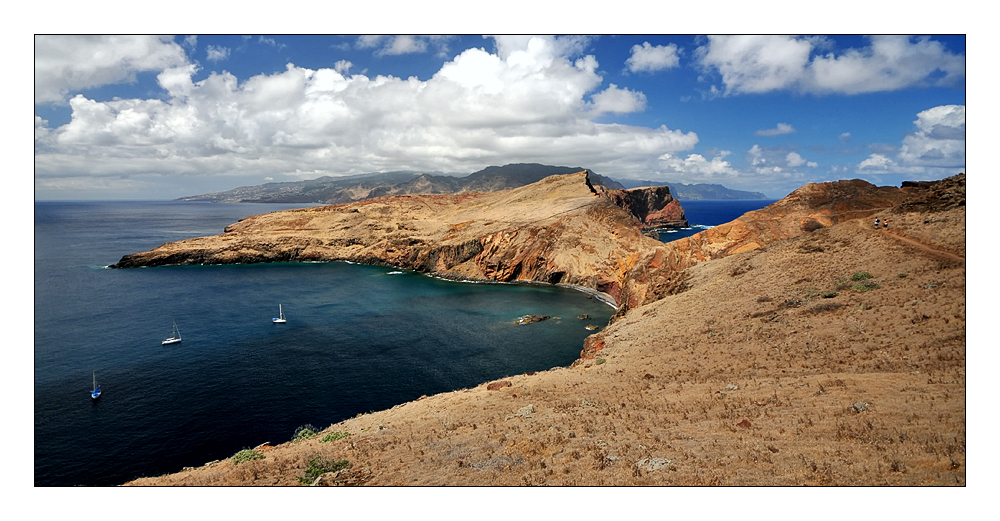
[177,163,766,203]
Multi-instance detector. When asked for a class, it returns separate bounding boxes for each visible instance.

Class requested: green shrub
[231,449,264,465]
[821,291,838,298]
[897,273,908,278]
[298,456,350,484]
[320,431,350,443]
[596,358,606,365]
[851,271,873,281]
[851,281,880,292]
[292,424,320,442]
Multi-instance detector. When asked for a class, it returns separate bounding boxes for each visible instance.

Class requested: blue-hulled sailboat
[91,371,101,400]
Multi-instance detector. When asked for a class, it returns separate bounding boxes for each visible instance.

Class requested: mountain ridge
[178,164,625,204]
[176,163,766,204]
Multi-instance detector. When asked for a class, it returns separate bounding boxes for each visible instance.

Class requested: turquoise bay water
[34,201,614,486]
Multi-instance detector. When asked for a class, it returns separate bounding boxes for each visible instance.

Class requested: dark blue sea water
[34,201,616,486]
[655,199,778,242]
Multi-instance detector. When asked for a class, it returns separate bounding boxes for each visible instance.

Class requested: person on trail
[883,220,889,229]
[874,217,880,228]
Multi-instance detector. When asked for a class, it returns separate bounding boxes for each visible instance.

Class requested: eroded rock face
[645,199,687,228]
[595,185,688,228]
[896,173,965,213]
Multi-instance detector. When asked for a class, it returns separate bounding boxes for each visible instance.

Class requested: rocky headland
[120,172,965,486]
[112,172,686,305]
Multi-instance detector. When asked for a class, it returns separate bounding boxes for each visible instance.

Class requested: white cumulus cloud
[897,104,965,167]
[590,84,646,115]
[658,151,738,177]
[696,35,812,95]
[755,123,795,136]
[857,104,964,175]
[35,35,190,104]
[858,153,896,171]
[206,45,231,62]
[357,35,458,57]
[746,145,815,172]
[35,35,699,196]
[696,35,964,96]
[786,152,806,167]
[334,60,352,75]
[625,42,680,73]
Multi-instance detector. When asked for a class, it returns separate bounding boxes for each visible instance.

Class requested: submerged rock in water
[578,314,591,320]
[515,314,550,325]
[585,325,599,331]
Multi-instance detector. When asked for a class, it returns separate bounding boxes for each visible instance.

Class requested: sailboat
[272,304,287,323]
[91,371,101,400]
[162,320,182,345]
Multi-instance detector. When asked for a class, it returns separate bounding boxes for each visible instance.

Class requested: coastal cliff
[112,173,929,312]
[121,173,964,486]
[112,172,680,304]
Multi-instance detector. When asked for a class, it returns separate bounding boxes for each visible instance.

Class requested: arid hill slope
[123,174,964,486]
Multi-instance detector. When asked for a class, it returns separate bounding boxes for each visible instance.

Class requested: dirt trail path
[881,229,964,262]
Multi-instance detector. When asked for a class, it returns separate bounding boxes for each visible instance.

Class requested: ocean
[655,199,778,242]
[33,198,773,486]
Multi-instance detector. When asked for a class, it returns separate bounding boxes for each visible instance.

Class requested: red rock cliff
[595,185,688,228]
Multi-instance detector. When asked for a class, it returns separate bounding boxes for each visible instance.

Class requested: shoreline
[555,283,618,309]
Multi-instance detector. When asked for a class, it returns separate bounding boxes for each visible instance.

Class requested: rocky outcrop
[595,185,688,229]
[645,199,687,228]
[896,173,965,213]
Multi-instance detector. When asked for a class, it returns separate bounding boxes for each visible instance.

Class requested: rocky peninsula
[112,172,687,305]
[120,172,965,486]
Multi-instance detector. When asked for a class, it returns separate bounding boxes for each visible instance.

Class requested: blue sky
[34,35,965,200]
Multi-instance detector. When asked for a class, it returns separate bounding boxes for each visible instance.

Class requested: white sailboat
[272,304,287,323]
[91,371,101,400]
[162,320,182,345]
